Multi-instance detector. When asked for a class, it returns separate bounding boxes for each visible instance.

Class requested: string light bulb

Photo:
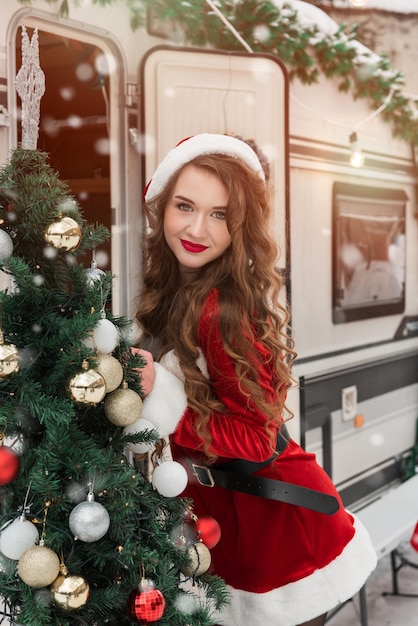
[349,132,365,168]
[349,0,369,6]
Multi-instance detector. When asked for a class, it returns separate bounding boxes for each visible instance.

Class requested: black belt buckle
[192,464,215,487]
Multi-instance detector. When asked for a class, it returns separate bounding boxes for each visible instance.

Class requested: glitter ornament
[0,444,20,485]
[196,516,221,549]
[68,360,106,405]
[127,578,166,624]
[96,354,123,393]
[0,332,19,377]
[152,461,188,498]
[0,229,13,264]
[180,541,212,577]
[69,490,110,542]
[123,418,156,454]
[0,515,39,560]
[51,563,89,610]
[18,542,60,588]
[44,215,82,251]
[104,381,143,427]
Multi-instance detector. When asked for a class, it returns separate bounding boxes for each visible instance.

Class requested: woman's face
[163,164,231,274]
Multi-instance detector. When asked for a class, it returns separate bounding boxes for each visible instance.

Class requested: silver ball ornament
[69,497,110,542]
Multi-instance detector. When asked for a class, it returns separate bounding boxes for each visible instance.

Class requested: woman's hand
[131,348,156,396]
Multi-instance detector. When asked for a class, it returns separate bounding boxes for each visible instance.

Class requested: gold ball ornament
[95,354,124,393]
[180,542,211,577]
[44,216,82,251]
[68,360,106,405]
[51,563,89,610]
[0,332,19,377]
[104,381,143,427]
[18,543,60,588]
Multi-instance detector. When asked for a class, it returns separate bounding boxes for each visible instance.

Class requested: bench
[327,473,418,625]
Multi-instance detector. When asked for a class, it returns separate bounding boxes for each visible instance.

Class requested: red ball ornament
[127,579,166,624]
[0,445,20,485]
[410,521,418,552]
[196,516,221,549]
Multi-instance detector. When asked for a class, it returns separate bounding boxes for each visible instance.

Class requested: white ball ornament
[152,461,188,498]
[93,317,119,354]
[69,492,110,542]
[0,230,13,264]
[123,418,156,454]
[0,516,39,560]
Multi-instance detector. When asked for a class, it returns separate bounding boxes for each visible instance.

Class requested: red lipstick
[181,239,208,253]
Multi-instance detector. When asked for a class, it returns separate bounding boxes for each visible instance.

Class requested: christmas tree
[0,26,227,626]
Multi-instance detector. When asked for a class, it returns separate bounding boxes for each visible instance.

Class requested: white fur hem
[141,362,187,438]
[214,515,377,626]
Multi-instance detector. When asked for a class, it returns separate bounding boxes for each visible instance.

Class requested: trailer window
[332,182,407,324]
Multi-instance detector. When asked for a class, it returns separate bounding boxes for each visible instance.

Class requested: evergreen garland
[17,0,418,146]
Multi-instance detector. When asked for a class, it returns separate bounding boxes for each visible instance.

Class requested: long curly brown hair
[136,153,296,460]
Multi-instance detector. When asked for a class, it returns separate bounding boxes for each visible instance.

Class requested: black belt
[190,424,339,516]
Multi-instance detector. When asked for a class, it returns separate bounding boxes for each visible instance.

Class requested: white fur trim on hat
[144,133,265,202]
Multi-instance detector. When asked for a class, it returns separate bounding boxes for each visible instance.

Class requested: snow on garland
[18,0,418,145]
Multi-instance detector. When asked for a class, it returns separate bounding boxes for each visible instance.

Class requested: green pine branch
[17,0,417,145]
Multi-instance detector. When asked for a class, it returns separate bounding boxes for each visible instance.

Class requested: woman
[135,134,376,626]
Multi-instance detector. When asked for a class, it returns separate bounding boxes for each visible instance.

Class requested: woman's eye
[212,211,226,220]
[178,203,193,212]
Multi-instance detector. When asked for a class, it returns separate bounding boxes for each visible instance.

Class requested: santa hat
[144,133,265,202]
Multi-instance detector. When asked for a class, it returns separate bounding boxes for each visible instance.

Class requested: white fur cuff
[141,363,188,438]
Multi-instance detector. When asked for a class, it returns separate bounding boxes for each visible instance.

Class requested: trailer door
[140,46,289,283]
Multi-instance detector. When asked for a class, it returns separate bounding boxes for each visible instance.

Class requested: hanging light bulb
[349,132,365,168]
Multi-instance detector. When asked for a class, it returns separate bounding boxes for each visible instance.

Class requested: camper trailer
[1,0,417,515]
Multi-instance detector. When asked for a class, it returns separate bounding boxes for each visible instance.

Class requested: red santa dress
[141,290,377,626]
